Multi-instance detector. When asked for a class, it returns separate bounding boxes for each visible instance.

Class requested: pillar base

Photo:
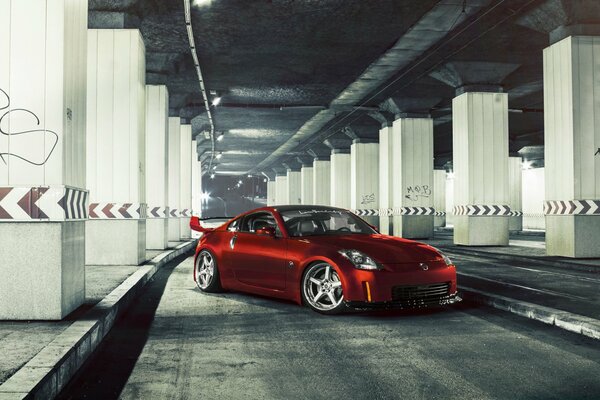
[393,215,434,239]
[546,215,600,258]
[0,222,85,320]
[86,220,146,265]
[146,219,168,250]
[168,218,181,242]
[434,216,446,228]
[509,216,523,232]
[454,216,509,246]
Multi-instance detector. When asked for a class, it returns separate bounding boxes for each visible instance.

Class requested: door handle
[230,235,237,250]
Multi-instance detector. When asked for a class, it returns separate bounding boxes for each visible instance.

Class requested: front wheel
[195,250,222,293]
[302,262,346,314]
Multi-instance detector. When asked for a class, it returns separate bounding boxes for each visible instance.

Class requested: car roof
[271,205,348,212]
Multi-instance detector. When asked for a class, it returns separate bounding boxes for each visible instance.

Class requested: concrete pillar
[446,173,455,227]
[379,125,394,235]
[313,159,331,206]
[301,166,313,204]
[0,0,87,319]
[523,167,545,231]
[167,117,181,242]
[275,175,288,204]
[191,141,201,217]
[330,150,351,209]
[434,170,447,228]
[351,140,379,225]
[508,157,523,232]
[86,29,146,265]
[453,91,509,246]
[544,36,600,257]
[179,124,192,239]
[191,143,202,238]
[286,170,302,205]
[267,181,276,206]
[145,85,169,250]
[391,117,434,238]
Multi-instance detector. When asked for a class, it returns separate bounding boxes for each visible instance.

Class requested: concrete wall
[313,160,331,206]
[287,170,302,205]
[179,124,192,238]
[168,117,181,241]
[330,152,351,209]
[275,175,288,204]
[267,181,276,206]
[300,167,313,205]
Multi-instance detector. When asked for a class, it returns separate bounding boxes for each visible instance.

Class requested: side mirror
[190,216,202,232]
[256,226,276,237]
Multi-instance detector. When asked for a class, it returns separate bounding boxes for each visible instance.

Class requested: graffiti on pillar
[405,185,431,202]
[360,193,375,205]
[595,148,600,156]
[0,88,59,166]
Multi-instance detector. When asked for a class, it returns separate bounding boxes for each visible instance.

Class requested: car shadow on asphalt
[56,253,189,400]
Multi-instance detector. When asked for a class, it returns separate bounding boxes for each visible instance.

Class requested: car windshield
[279,208,376,237]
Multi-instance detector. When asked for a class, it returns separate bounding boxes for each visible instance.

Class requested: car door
[229,211,287,290]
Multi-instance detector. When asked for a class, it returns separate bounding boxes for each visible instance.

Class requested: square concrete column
[191,141,202,216]
[275,175,288,204]
[313,159,331,205]
[378,125,395,235]
[330,150,351,209]
[434,170,447,228]
[351,140,379,225]
[508,156,523,232]
[167,117,181,242]
[145,85,169,250]
[287,170,302,205]
[0,0,88,319]
[179,124,192,239]
[453,92,510,246]
[86,29,147,265]
[390,117,434,239]
[300,166,313,204]
[267,181,276,206]
[544,36,600,257]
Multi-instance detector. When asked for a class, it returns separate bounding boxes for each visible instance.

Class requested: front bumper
[346,292,462,310]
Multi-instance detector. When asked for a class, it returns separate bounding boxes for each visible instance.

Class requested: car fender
[295,254,350,305]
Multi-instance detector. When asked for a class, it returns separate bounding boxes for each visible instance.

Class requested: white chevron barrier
[88,203,147,219]
[453,205,511,216]
[180,209,192,217]
[0,186,88,221]
[544,200,600,215]
[147,206,169,218]
[353,207,437,217]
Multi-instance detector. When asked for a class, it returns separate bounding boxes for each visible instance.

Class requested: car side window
[240,212,281,236]
[227,218,240,232]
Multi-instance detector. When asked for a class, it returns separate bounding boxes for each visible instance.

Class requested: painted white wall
[523,167,545,231]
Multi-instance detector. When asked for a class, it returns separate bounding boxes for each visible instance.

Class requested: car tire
[301,262,346,315]
[195,249,222,293]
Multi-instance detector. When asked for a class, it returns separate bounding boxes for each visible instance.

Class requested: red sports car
[190,205,460,314]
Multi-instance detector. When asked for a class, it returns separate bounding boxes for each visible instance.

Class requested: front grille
[391,282,450,302]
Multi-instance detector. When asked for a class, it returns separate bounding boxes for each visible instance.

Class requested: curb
[441,247,600,274]
[0,240,197,400]
[461,286,600,340]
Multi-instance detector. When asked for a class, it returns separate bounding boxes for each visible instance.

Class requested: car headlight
[429,246,453,266]
[339,249,382,270]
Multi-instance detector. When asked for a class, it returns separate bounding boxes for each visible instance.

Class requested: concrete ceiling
[88,0,599,174]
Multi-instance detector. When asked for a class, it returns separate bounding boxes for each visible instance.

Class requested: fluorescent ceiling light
[211,97,222,106]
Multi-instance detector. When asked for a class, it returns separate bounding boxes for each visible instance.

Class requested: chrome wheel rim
[196,251,214,289]
[303,263,343,311]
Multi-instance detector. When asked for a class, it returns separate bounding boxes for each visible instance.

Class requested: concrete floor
[58,257,600,400]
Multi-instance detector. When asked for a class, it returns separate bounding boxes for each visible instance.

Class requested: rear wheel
[195,250,222,292]
[302,262,346,314]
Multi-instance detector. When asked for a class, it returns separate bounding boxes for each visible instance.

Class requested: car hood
[297,234,442,263]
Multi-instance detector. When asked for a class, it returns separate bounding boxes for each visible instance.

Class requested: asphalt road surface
[59,256,600,400]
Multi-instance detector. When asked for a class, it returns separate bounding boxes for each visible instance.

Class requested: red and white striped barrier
[88,203,147,219]
[0,186,87,221]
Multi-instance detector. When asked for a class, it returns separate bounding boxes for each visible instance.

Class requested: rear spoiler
[189,216,229,233]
